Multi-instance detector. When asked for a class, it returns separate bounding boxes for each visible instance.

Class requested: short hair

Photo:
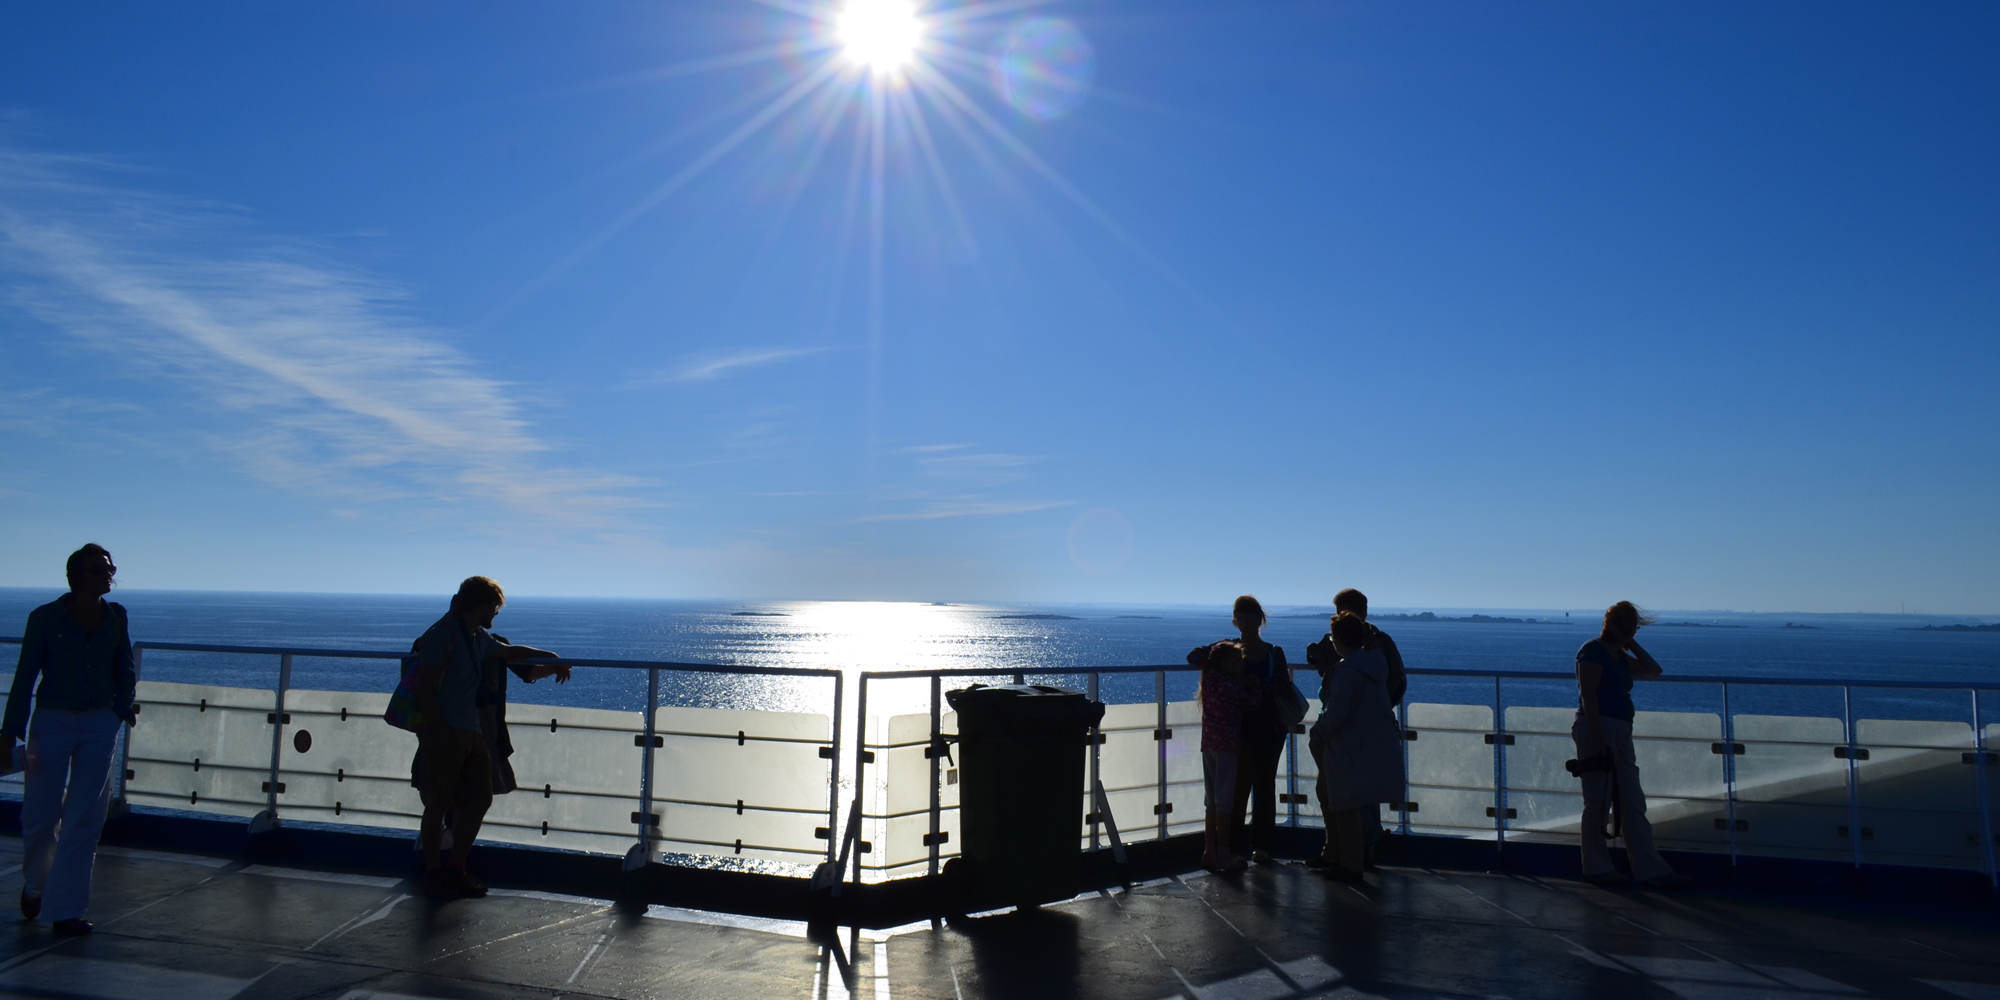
[1232,595,1266,627]
[1331,611,1369,649]
[1603,601,1656,637]
[1333,588,1368,615]
[1208,642,1245,668]
[451,576,505,612]
[65,544,114,589]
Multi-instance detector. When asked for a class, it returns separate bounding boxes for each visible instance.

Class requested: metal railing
[842,664,2000,891]
[0,638,842,871]
[3,636,1994,889]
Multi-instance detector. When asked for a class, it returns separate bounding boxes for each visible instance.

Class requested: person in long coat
[1310,612,1403,882]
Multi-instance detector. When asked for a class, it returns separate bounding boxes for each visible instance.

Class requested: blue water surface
[0,590,1994,726]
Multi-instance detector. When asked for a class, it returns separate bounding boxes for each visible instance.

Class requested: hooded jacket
[1310,647,1404,810]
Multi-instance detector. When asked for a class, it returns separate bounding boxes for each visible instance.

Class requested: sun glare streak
[837,0,923,74]
[908,61,1235,328]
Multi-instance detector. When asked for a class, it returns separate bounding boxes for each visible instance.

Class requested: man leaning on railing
[410,576,565,900]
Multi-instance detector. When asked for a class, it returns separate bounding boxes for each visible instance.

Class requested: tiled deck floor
[0,837,1996,1000]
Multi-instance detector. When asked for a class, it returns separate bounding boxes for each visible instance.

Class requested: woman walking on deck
[2,545,138,935]
[1573,601,1691,889]
[1187,595,1291,862]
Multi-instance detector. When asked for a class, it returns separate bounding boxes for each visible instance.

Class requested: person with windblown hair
[1309,612,1403,882]
[2,544,138,935]
[1572,601,1690,889]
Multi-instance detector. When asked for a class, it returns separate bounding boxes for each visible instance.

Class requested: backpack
[384,620,463,733]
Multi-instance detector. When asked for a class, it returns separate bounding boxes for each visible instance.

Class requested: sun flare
[836,0,922,74]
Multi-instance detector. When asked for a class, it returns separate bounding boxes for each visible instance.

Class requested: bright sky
[1,2,1995,612]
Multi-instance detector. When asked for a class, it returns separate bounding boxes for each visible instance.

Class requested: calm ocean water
[2,589,1995,725]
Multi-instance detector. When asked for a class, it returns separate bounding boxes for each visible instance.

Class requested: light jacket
[1309,647,1404,810]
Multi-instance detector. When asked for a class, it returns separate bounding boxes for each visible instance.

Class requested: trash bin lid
[947,684,1104,736]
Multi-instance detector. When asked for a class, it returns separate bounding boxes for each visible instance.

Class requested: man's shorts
[421,727,493,808]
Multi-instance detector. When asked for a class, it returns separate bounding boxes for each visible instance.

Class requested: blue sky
[1,1,1995,612]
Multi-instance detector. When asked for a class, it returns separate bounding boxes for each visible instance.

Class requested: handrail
[131,641,406,659]
[8,638,1994,691]
[858,661,2000,691]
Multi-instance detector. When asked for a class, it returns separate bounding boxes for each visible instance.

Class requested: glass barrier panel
[1629,710,1729,853]
[483,702,645,857]
[1853,718,1981,871]
[1097,702,1164,841]
[270,688,418,832]
[881,710,956,876]
[128,680,278,819]
[1730,714,1851,863]
[651,705,834,867]
[1165,700,1203,837]
[1504,706,1582,842]
[1405,703,1494,837]
[1288,732,1325,828]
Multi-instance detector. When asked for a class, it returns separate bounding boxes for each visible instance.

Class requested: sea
[2,589,1996,727]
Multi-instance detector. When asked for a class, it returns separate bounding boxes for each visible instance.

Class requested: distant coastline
[1655,621,1748,629]
[1370,612,1564,625]
[1897,623,2000,633]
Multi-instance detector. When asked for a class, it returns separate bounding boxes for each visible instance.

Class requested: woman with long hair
[1573,601,1690,889]
[2,544,138,934]
[1187,595,1291,862]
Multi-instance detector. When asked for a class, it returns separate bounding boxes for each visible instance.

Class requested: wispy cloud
[627,346,838,386]
[0,143,640,524]
[853,499,1072,522]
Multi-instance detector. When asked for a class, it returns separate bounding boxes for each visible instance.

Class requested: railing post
[625,666,660,871]
[1974,689,1995,893]
[113,645,142,812]
[1155,669,1168,841]
[928,673,942,878]
[825,672,844,865]
[1088,672,1104,852]
[850,675,871,885]
[1397,692,1411,837]
[1286,725,1300,829]
[252,652,292,834]
[1843,685,1863,872]
[1722,682,1738,872]
[1493,676,1508,851]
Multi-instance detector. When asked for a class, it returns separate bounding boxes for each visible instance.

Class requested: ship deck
[2,836,1997,1000]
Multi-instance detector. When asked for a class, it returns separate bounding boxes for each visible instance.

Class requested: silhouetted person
[1307,612,1402,882]
[1197,642,1259,871]
[2,544,138,935]
[1306,588,1406,865]
[1574,601,1690,889]
[412,576,563,899]
[1187,595,1290,862]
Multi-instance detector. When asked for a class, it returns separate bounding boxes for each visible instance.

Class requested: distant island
[1898,623,2000,632]
[1781,623,1823,630]
[1655,621,1748,629]
[730,611,789,617]
[1370,612,1563,625]
[989,613,1078,621]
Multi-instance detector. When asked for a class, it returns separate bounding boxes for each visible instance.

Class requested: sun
[836,0,922,74]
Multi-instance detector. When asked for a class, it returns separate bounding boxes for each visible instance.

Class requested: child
[1199,641,1261,871]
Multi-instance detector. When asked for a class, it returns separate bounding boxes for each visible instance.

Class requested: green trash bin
[945,683,1106,908]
